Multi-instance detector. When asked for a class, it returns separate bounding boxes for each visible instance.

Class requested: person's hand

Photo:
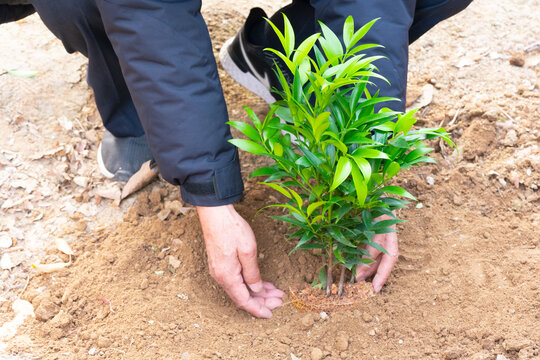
[197,204,284,318]
[356,213,399,293]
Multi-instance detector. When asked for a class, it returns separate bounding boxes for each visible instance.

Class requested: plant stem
[326,251,333,296]
[338,265,346,296]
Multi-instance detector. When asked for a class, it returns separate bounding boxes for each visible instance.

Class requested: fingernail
[248,280,264,293]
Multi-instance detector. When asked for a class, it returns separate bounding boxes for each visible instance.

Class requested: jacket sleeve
[95,0,243,206]
[0,4,35,24]
[311,0,416,112]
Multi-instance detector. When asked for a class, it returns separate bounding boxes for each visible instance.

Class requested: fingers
[372,232,398,293]
[237,237,263,293]
[356,254,382,282]
[220,272,273,318]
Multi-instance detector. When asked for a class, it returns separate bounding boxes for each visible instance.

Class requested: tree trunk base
[290,281,375,312]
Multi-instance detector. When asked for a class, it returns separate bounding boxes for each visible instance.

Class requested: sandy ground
[1,0,539,359]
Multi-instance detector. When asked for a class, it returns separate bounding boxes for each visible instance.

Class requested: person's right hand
[197,204,284,318]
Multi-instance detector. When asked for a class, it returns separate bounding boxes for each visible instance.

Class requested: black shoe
[97,129,154,182]
[219,8,292,104]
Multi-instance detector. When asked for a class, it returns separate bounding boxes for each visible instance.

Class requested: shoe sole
[219,37,276,105]
[97,142,115,179]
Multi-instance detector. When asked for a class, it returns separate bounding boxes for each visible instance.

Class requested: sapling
[228,15,454,297]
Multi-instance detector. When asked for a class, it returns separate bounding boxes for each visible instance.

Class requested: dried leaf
[32,259,71,273]
[55,238,75,255]
[406,84,434,112]
[119,160,159,203]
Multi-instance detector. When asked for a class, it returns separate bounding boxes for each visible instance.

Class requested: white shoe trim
[97,142,115,179]
[219,37,276,104]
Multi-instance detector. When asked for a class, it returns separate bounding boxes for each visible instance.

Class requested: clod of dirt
[503,337,532,352]
[140,278,149,290]
[362,312,373,323]
[300,313,315,329]
[501,129,518,147]
[97,336,112,348]
[149,188,162,209]
[509,53,525,67]
[444,346,465,360]
[334,331,349,352]
[49,310,72,328]
[157,208,171,221]
[461,120,496,160]
[310,347,324,360]
[34,298,59,321]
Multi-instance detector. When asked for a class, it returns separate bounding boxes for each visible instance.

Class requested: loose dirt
[1,0,539,359]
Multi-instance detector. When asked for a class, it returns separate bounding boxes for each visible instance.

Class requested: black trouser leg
[30,0,144,138]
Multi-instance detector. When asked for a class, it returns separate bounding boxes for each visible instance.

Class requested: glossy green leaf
[258,182,291,199]
[229,139,266,155]
[330,157,352,191]
[377,185,416,200]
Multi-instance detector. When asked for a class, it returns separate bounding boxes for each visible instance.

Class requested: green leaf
[228,139,267,155]
[347,18,380,51]
[264,18,286,56]
[328,227,355,247]
[273,142,284,156]
[293,33,320,65]
[366,240,389,255]
[288,188,304,209]
[226,121,262,142]
[307,201,327,217]
[330,157,352,191]
[6,69,38,78]
[282,14,295,58]
[352,148,389,159]
[394,109,417,135]
[258,182,291,199]
[351,163,367,205]
[377,185,416,200]
[318,22,343,60]
[384,161,400,180]
[243,106,262,131]
[249,167,277,178]
[343,16,354,49]
[349,154,372,180]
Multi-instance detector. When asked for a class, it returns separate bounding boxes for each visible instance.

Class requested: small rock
[426,176,435,185]
[97,336,112,348]
[0,234,13,248]
[320,312,328,321]
[168,255,181,269]
[502,129,518,147]
[140,278,149,290]
[165,200,185,216]
[157,208,171,221]
[445,347,465,360]
[310,347,323,360]
[301,314,315,329]
[0,253,15,269]
[362,312,373,323]
[73,176,88,188]
[335,332,349,351]
[368,329,376,336]
[496,355,509,360]
[181,352,190,359]
[509,53,525,67]
[34,299,59,321]
[88,347,97,356]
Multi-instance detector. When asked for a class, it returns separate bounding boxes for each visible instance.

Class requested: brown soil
[1,0,540,359]
[290,283,376,313]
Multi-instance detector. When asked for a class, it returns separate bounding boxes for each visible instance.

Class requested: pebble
[319,312,328,321]
[426,176,435,185]
[49,310,72,328]
[88,347,97,356]
[97,336,112,348]
[504,337,531,351]
[140,278,149,290]
[496,355,509,360]
[502,129,518,147]
[0,254,14,270]
[509,53,525,67]
[452,194,463,206]
[368,329,376,336]
[0,234,13,248]
[181,352,190,359]
[157,208,171,221]
[310,348,323,360]
[168,255,181,269]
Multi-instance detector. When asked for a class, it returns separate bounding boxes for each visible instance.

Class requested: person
[0,0,472,319]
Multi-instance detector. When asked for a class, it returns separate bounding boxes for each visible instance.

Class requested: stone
[452,194,463,206]
[335,331,349,351]
[368,329,376,336]
[168,255,181,269]
[319,312,328,321]
[157,208,171,221]
[426,176,435,185]
[496,355,509,360]
[88,347,97,356]
[301,314,315,329]
[509,53,525,67]
[310,348,324,360]
[0,233,13,248]
[502,129,518,147]
[34,299,59,322]
[140,278,149,290]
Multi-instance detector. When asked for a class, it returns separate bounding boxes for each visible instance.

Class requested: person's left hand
[355,214,399,293]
